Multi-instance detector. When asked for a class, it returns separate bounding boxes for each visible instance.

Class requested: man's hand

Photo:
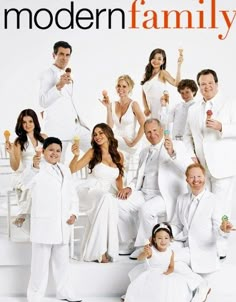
[164,137,174,156]
[117,187,132,200]
[67,215,76,225]
[56,73,72,90]
[206,119,222,132]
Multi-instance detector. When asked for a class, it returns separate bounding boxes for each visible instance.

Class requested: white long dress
[80,163,120,262]
[142,73,167,119]
[125,247,199,302]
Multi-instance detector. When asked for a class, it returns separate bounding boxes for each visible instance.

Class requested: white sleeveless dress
[80,163,120,262]
[142,73,167,119]
[112,101,139,156]
[125,247,196,302]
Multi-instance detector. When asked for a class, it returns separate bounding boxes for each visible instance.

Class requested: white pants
[27,243,69,302]
[135,194,166,246]
[118,191,166,246]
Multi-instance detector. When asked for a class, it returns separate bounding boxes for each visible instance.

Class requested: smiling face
[154,230,171,252]
[144,120,163,145]
[186,167,205,193]
[198,73,218,101]
[53,47,71,70]
[116,79,130,98]
[22,116,35,134]
[43,143,62,165]
[92,127,109,146]
[150,53,165,70]
[179,87,194,102]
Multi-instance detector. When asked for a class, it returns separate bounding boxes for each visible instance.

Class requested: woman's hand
[144,107,151,117]
[71,142,80,157]
[99,95,111,109]
[123,137,135,147]
[67,215,77,225]
[33,154,41,169]
[5,141,13,154]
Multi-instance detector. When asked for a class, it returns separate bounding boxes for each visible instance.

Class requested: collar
[149,139,164,152]
[51,64,64,74]
[191,188,206,202]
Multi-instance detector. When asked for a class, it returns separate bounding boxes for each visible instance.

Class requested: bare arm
[163,53,183,87]
[137,245,152,260]
[69,146,93,173]
[5,141,21,171]
[131,101,145,145]
[163,250,174,275]
[142,89,151,117]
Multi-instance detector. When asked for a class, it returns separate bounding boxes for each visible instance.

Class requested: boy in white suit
[23,137,81,302]
[171,163,234,302]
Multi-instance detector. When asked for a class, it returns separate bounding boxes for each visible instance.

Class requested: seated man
[117,118,192,256]
[171,163,234,302]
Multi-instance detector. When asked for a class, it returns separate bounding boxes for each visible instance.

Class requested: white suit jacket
[23,161,79,244]
[39,65,89,140]
[129,140,192,221]
[184,93,236,178]
[171,190,226,273]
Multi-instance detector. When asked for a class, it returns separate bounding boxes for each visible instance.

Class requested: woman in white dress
[70,123,124,263]
[100,75,145,169]
[141,48,183,120]
[125,223,203,302]
[5,109,47,227]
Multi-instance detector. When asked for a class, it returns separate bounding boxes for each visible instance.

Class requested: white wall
[0,0,235,140]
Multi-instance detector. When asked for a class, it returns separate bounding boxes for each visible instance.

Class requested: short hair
[185,163,206,177]
[43,137,62,150]
[116,75,135,92]
[144,118,161,131]
[196,69,218,85]
[177,79,198,97]
[53,41,72,55]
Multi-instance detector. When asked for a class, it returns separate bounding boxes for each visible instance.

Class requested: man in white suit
[39,41,90,162]
[117,118,192,254]
[171,163,233,302]
[184,69,236,257]
[22,137,81,302]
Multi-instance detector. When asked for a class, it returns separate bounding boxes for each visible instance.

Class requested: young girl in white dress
[141,48,183,120]
[70,123,124,263]
[125,222,204,302]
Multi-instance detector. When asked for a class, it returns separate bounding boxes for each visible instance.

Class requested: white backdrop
[0,0,235,141]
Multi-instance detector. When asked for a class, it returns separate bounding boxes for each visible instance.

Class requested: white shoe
[129,247,143,260]
[192,282,211,302]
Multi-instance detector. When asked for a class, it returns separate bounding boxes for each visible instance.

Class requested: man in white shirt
[184,69,236,256]
[39,41,90,162]
[171,163,234,302]
[117,118,192,255]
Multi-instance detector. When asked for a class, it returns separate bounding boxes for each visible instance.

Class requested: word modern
[2,0,236,40]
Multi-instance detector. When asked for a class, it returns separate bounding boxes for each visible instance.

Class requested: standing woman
[141,48,183,119]
[100,75,145,169]
[5,109,47,226]
[70,123,124,263]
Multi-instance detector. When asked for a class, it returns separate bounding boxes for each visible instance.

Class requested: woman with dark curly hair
[141,48,183,119]
[70,123,124,263]
[5,109,47,227]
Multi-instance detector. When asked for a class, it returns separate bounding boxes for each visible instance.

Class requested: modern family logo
[2,0,236,40]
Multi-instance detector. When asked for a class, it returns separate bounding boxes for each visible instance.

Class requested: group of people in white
[4,40,236,302]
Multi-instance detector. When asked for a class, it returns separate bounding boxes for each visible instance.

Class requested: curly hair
[177,79,198,97]
[88,123,124,177]
[141,48,167,85]
[14,109,45,151]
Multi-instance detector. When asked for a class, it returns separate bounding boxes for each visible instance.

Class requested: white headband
[153,223,170,234]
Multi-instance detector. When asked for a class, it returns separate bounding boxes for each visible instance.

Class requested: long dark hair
[141,48,167,85]
[14,109,45,151]
[88,123,124,177]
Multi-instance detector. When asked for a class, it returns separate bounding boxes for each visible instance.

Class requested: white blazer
[184,93,236,179]
[39,65,89,140]
[129,140,193,221]
[23,161,79,244]
[171,190,226,274]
